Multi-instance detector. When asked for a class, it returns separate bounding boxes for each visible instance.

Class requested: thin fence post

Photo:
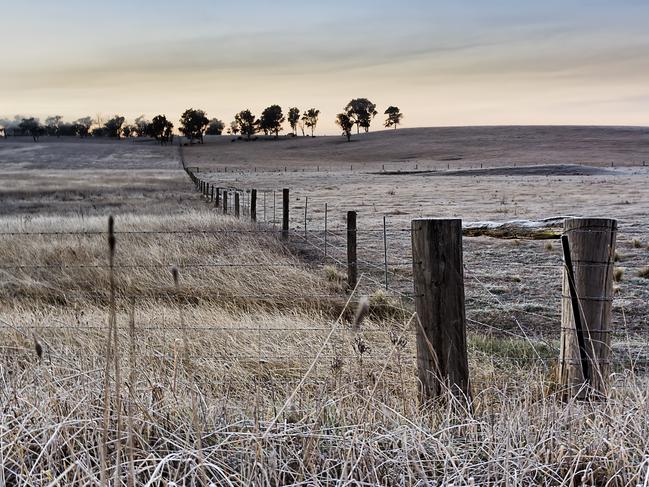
[251,189,257,222]
[215,187,220,208]
[324,203,328,261]
[235,192,240,218]
[223,191,228,214]
[559,217,617,398]
[411,218,470,401]
[347,211,357,289]
[383,215,389,290]
[304,196,308,240]
[273,191,276,230]
[282,189,289,239]
[210,186,214,203]
[263,191,267,222]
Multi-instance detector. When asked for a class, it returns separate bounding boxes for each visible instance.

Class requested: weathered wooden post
[347,211,357,289]
[282,188,289,239]
[235,192,240,218]
[411,218,470,401]
[223,191,228,214]
[304,196,308,240]
[383,215,389,290]
[210,186,214,203]
[559,218,617,398]
[215,187,220,208]
[324,203,328,261]
[250,189,257,222]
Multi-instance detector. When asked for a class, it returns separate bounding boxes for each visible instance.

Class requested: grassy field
[1,130,648,485]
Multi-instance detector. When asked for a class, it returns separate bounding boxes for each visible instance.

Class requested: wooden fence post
[383,215,389,290]
[347,211,357,289]
[324,203,328,261]
[411,218,470,401]
[251,189,257,222]
[223,191,228,214]
[559,217,617,398]
[304,196,308,240]
[210,186,214,203]
[215,187,220,208]
[282,188,289,239]
[235,192,240,218]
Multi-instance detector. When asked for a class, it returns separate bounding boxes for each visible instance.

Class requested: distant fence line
[182,159,649,400]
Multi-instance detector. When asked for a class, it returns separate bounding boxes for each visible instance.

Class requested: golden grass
[1,204,648,484]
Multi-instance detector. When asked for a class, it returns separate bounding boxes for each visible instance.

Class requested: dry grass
[0,211,341,313]
[2,317,648,484]
[614,267,625,282]
[1,210,648,485]
[2,137,649,484]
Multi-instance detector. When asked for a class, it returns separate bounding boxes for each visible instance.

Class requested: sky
[1,0,648,134]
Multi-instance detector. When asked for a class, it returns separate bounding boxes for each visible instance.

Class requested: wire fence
[0,157,647,386]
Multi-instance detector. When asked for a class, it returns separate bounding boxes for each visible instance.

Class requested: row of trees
[1,100,403,143]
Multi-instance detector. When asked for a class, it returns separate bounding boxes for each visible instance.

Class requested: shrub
[614,267,624,282]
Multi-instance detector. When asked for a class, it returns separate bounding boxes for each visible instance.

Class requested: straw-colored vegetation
[1,137,648,484]
[2,210,648,485]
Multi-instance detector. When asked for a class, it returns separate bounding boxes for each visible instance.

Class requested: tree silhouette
[384,106,403,129]
[230,120,240,135]
[206,119,225,135]
[58,123,77,137]
[345,98,377,133]
[260,105,285,138]
[19,118,45,142]
[336,113,354,142]
[235,109,259,140]
[133,116,150,137]
[45,115,63,137]
[149,115,174,145]
[179,108,209,144]
[287,107,300,135]
[104,115,125,138]
[301,108,320,137]
[73,117,93,138]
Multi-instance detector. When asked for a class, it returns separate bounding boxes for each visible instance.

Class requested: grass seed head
[32,333,43,360]
[353,296,370,330]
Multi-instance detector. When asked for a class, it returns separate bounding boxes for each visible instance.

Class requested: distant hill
[196,126,649,168]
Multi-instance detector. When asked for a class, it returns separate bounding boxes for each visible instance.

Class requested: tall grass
[0,212,648,484]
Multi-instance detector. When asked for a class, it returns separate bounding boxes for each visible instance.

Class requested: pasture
[1,128,648,485]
